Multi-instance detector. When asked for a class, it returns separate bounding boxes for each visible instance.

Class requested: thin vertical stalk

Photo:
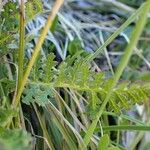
[12,0,64,107]
[82,1,150,148]
[18,0,25,91]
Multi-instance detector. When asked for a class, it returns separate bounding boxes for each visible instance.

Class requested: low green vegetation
[0,0,150,150]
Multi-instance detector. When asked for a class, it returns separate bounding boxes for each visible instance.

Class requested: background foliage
[0,0,150,150]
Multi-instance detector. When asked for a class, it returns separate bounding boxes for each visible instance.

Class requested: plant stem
[82,1,150,148]
[12,0,64,107]
[18,0,25,91]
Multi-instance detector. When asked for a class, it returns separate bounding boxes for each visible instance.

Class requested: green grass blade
[33,104,55,150]
[103,112,145,125]
[82,1,150,149]
[46,104,79,150]
[102,125,150,131]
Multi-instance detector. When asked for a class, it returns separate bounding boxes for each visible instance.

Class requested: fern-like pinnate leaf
[43,53,57,83]
[26,0,43,22]
[22,84,54,106]
[22,54,150,114]
[0,1,18,57]
[108,83,149,113]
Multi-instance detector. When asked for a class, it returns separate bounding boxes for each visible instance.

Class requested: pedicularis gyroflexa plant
[0,0,150,150]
